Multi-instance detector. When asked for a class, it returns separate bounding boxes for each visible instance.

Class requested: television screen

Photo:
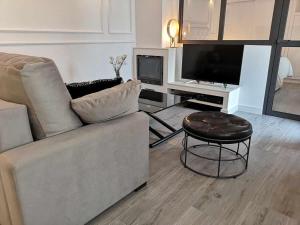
[182,44,244,85]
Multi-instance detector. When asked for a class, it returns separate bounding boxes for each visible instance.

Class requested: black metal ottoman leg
[236,142,240,155]
[217,143,222,177]
[184,133,188,168]
[246,137,251,169]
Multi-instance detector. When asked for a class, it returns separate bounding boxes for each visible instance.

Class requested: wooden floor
[88,106,300,225]
[273,83,300,115]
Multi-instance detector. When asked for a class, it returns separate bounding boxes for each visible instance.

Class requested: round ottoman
[181,111,253,179]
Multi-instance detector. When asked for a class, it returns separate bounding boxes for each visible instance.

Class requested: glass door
[266,0,300,120]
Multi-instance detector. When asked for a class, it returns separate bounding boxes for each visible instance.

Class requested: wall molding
[0,0,136,45]
[0,0,104,34]
[0,28,104,34]
[108,0,133,34]
[0,40,136,46]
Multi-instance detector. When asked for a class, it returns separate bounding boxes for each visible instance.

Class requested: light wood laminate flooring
[88,106,300,225]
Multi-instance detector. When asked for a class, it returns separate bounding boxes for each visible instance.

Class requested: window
[182,0,221,40]
[284,0,300,40]
[272,47,300,115]
[223,0,275,40]
[271,1,300,116]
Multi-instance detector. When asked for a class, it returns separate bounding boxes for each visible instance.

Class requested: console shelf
[167,81,240,114]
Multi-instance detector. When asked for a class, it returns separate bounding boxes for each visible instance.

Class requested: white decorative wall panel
[0,0,103,33]
[108,0,132,34]
[0,0,135,44]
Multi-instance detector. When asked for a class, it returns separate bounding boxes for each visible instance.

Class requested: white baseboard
[284,77,300,85]
[238,105,263,115]
[225,105,239,114]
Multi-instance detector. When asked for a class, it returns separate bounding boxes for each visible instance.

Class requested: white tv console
[166,81,240,114]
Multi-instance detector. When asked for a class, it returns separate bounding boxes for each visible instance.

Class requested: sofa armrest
[0,112,149,225]
[0,100,33,153]
[0,100,34,225]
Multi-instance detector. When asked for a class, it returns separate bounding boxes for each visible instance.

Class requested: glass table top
[139,89,186,114]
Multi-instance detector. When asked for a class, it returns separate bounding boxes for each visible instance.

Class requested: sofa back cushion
[0,52,82,140]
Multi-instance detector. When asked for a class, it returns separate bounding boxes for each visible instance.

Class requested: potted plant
[109,55,127,79]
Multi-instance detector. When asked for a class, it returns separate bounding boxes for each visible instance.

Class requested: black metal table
[139,89,188,148]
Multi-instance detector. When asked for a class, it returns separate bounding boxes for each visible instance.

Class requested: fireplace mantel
[133,47,177,93]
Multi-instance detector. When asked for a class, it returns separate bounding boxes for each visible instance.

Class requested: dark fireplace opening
[137,55,163,85]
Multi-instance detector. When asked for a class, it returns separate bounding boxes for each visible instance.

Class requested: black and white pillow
[66,77,123,99]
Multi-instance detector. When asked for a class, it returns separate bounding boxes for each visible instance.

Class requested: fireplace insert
[137,55,163,85]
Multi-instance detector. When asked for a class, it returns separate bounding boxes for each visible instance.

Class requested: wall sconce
[167,19,179,48]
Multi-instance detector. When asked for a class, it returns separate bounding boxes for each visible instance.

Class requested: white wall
[0,0,136,82]
[161,0,180,48]
[135,0,162,48]
[0,43,134,82]
[135,0,179,48]
[239,45,272,114]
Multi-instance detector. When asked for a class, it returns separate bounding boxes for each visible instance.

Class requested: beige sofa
[0,53,149,225]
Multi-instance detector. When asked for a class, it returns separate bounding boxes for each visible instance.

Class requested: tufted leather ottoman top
[183,112,253,142]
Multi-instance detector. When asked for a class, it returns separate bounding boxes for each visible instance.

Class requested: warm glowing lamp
[167,19,179,48]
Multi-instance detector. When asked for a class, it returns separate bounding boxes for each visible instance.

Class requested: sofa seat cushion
[71,80,141,123]
[0,100,33,153]
[0,52,83,140]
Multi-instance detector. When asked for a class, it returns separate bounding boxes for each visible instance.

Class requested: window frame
[264,0,300,120]
[179,0,280,45]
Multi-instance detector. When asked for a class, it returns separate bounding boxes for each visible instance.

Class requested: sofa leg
[134,182,147,192]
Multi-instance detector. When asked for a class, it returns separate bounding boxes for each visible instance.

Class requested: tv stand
[167,81,240,113]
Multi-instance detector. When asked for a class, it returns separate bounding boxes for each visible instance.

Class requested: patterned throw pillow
[66,77,123,99]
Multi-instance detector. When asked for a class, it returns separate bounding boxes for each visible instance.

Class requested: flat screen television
[181,44,244,85]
